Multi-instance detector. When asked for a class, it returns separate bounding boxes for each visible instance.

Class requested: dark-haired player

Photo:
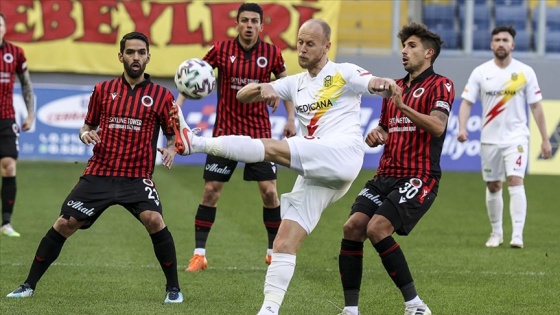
[175,2,296,272]
[457,26,551,249]
[338,22,455,315]
[6,32,183,303]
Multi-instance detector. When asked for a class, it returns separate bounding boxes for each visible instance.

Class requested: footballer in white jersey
[272,60,373,139]
[457,26,551,252]
[461,58,542,145]
[169,19,401,315]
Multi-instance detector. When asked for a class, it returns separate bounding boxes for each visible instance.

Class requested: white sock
[405,295,422,306]
[267,248,273,255]
[191,136,207,153]
[193,248,206,256]
[258,253,296,314]
[508,185,526,238]
[197,136,265,163]
[486,188,503,235]
[342,306,359,315]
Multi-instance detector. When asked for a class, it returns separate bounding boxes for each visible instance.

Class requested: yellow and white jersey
[461,58,542,144]
[272,61,373,139]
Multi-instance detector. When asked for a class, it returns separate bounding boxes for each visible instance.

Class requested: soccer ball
[174,58,216,100]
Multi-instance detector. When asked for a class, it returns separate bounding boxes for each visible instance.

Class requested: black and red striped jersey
[83,74,175,179]
[0,41,27,119]
[203,37,286,138]
[376,67,454,187]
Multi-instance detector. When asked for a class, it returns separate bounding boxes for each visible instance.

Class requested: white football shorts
[281,134,365,234]
[480,142,528,182]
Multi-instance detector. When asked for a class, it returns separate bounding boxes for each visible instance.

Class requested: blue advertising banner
[14,84,483,171]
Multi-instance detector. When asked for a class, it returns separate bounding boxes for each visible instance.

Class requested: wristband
[80,131,89,141]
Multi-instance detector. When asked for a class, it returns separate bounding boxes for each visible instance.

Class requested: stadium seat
[495,5,528,30]
[495,0,526,5]
[531,6,560,31]
[423,4,456,29]
[545,30,560,52]
[459,4,491,31]
[473,29,492,50]
[546,6,560,30]
[514,30,532,51]
[437,27,460,49]
[456,0,487,5]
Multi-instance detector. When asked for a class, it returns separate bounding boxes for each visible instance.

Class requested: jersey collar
[121,73,152,88]
[235,36,261,52]
[403,66,435,85]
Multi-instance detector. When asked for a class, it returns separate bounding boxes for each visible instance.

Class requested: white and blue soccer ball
[174,58,216,100]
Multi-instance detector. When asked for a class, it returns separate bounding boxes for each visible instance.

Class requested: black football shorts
[60,175,163,229]
[203,154,277,182]
[350,176,438,235]
[0,119,19,159]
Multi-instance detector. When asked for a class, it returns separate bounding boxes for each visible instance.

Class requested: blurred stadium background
[4,0,560,175]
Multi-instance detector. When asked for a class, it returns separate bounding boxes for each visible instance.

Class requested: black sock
[150,227,179,291]
[24,227,67,289]
[1,176,16,226]
[339,239,364,307]
[373,236,417,301]
[263,206,281,249]
[194,204,216,249]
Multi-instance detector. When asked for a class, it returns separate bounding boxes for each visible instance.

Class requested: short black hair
[119,32,150,53]
[492,25,516,39]
[398,22,443,64]
[237,3,263,23]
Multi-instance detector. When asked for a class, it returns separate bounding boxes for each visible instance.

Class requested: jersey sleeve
[272,47,287,77]
[524,67,543,104]
[271,75,296,102]
[461,67,481,103]
[84,84,102,127]
[160,91,176,136]
[344,63,373,94]
[16,47,28,74]
[202,42,219,68]
[378,98,390,132]
[431,77,455,115]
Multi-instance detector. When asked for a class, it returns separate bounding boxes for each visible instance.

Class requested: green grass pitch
[1,161,558,314]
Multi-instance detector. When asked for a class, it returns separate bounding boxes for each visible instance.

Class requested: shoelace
[167,289,180,300]
[17,285,31,293]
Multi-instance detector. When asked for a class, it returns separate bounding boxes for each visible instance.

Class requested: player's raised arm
[237,83,280,111]
[237,82,264,103]
[368,77,400,98]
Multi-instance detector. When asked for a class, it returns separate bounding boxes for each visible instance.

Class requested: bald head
[296,19,331,74]
[300,19,331,43]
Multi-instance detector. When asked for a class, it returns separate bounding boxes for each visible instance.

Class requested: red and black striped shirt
[376,67,454,189]
[203,37,286,138]
[83,74,175,179]
[0,41,27,119]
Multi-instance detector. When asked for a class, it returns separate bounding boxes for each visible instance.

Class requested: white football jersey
[461,58,542,144]
[272,61,373,139]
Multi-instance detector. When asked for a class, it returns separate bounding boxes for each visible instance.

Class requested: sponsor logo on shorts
[205,163,232,175]
[67,200,95,216]
[358,188,382,206]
